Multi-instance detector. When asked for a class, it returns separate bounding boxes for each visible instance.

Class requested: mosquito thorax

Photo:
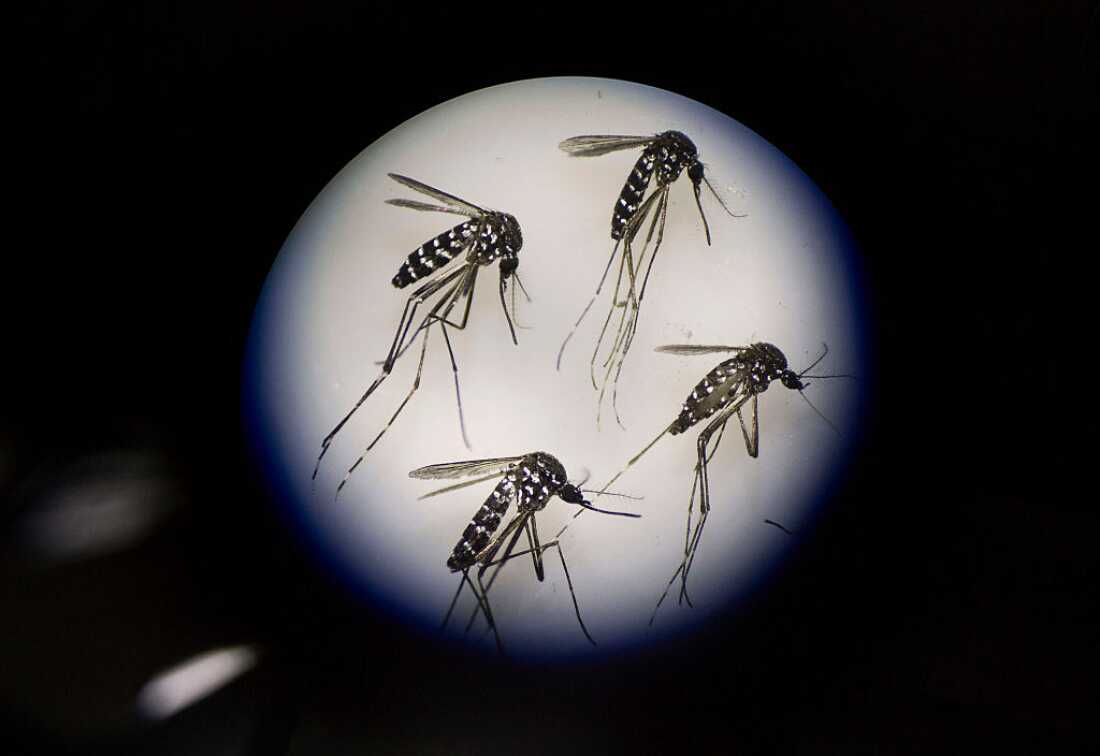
[499,212,523,254]
[652,130,700,187]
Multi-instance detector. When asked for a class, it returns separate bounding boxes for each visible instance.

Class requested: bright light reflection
[136,644,260,720]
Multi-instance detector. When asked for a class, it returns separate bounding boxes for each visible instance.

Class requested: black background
[6,2,1098,753]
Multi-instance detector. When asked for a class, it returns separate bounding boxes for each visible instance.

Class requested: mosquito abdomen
[671,359,747,434]
[392,219,478,288]
[611,152,656,240]
[446,474,514,571]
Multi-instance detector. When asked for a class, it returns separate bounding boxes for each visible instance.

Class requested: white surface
[247,77,864,659]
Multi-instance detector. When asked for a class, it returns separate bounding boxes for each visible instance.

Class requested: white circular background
[245,77,866,660]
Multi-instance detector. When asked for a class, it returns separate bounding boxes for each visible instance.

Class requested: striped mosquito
[596,342,851,622]
[410,451,640,653]
[312,174,528,495]
[555,131,743,428]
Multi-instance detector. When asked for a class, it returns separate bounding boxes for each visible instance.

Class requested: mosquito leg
[438,322,471,450]
[470,571,504,654]
[621,191,669,356]
[678,508,708,607]
[678,414,731,604]
[602,192,668,427]
[387,264,475,363]
[465,515,528,633]
[597,425,670,500]
[526,516,545,582]
[441,573,467,631]
[556,240,621,370]
[536,538,596,646]
[652,417,730,623]
[619,189,663,310]
[650,560,686,626]
[682,462,702,573]
[335,325,431,496]
[589,241,630,390]
[595,264,637,429]
[737,393,760,458]
[312,267,466,480]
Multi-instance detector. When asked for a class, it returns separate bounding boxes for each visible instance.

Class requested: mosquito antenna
[575,469,592,488]
[702,173,746,218]
[512,272,532,303]
[797,389,841,435]
[556,240,622,371]
[798,342,829,377]
[800,373,857,380]
[580,489,644,501]
[498,275,518,345]
[574,499,641,518]
[507,272,532,330]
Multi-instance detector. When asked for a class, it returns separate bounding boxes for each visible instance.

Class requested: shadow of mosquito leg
[336,328,431,497]
[441,574,467,631]
[557,240,622,371]
[470,571,504,655]
[312,267,466,481]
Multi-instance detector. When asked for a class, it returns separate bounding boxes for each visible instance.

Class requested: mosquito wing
[385,198,475,216]
[656,344,751,356]
[558,135,655,157]
[409,457,523,480]
[387,173,486,217]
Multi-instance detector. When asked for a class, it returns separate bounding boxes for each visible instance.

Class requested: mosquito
[410,451,641,653]
[555,131,743,428]
[312,173,527,495]
[596,342,852,623]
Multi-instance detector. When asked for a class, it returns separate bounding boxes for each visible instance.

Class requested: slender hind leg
[312,266,468,481]
[556,240,621,371]
[608,191,669,426]
[677,413,732,604]
[336,327,432,496]
[334,268,481,492]
[521,516,595,646]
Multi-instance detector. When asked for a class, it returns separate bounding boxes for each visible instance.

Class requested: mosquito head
[778,369,806,391]
[558,483,586,506]
[687,159,706,186]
